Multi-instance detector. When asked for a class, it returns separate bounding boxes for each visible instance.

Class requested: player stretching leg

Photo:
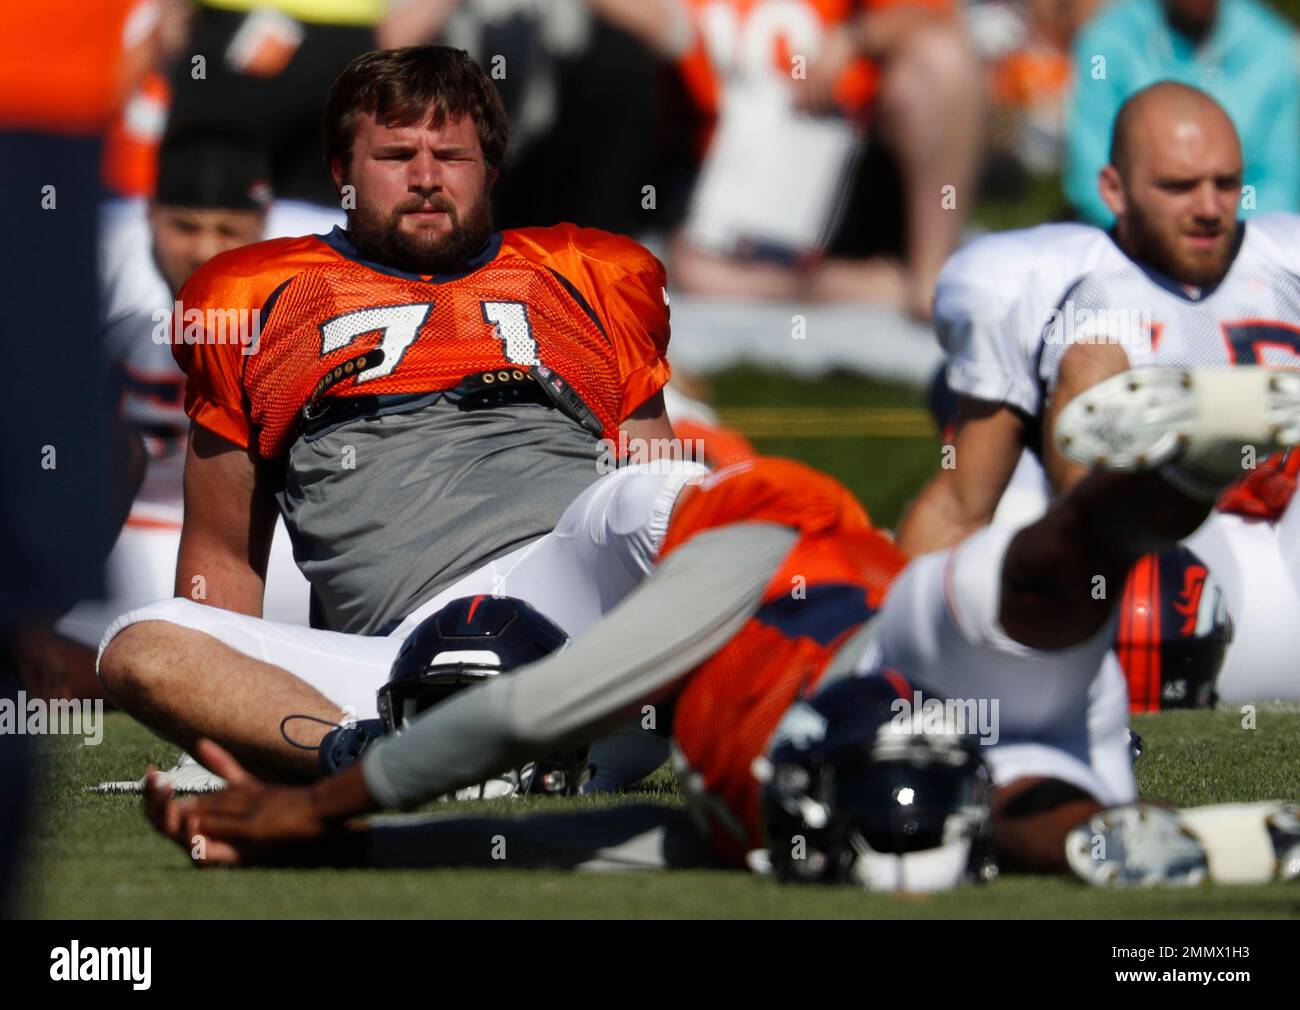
[142,368,1300,887]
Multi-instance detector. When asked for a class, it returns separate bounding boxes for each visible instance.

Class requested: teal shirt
[1065,0,1300,225]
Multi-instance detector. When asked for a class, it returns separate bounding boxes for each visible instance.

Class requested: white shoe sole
[86,751,226,795]
[1054,366,1300,473]
[1065,804,1209,887]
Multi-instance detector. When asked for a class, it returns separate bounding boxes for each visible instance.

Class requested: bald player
[897,81,1300,701]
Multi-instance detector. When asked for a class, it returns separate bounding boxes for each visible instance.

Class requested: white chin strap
[848,838,973,893]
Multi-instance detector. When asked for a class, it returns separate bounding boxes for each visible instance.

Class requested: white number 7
[319,304,433,383]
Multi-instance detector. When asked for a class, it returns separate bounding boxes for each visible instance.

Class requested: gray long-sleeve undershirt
[361,522,799,809]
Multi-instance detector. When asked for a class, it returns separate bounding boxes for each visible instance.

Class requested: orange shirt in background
[0,0,157,135]
[676,0,953,149]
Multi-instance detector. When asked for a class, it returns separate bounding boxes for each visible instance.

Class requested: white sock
[1178,802,1287,884]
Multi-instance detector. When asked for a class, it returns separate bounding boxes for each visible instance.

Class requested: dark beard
[1124,201,1233,288]
[347,193,493,276]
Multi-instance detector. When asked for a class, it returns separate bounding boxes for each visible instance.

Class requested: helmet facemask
[761,678,997,892]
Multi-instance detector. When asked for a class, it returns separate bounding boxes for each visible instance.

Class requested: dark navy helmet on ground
[377,595,585,795]
[759,670,996,892]
[378,594,568,734]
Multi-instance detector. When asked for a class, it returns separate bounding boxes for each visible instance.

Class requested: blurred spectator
[1065,0,1300,225]
[102,0,195,199]
[599,0,984,319]
[383,0,669,238]
[165,0,381,227]
[969,0,1102,175]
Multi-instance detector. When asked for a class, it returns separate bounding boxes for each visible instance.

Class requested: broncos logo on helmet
[1115,546,1233,712]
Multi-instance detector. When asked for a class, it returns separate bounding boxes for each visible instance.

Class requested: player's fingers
[201,839,242,866]
[182,814,208,865]
[188,787,256,819]
[142,770,181,838]
[188,831,242,868]
[193,737,252,785]
[191,810,262,841]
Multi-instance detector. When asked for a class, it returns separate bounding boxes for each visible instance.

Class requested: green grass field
[22,367,1300,919]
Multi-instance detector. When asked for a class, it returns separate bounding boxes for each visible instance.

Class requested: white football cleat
[1054,366,1300,495]
[1066,801,1300,887]
[87,750,227,795]
[449,775,523,802]
[1065,803,1209,887]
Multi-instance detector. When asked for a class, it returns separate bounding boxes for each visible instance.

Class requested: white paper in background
[685,75,860,259]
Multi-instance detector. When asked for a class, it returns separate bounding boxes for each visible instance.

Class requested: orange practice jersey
[676,0,953,148]
[173,225,672,458]
[672,416,757,469]
[660,458,908,864]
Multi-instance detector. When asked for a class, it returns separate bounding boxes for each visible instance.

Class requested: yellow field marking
[714,406,937,439]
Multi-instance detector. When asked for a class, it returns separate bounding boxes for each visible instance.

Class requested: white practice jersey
[936,222,1128,418]
[100,198,187,506]
[1039,215,1300,399]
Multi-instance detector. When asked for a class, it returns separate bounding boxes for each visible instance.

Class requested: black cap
[154,128,273,212]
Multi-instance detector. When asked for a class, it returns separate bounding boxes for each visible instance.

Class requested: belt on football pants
[298,364,605,439]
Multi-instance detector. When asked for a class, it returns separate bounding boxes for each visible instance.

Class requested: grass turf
[22,367,1300,919]
[25,707,1300,919]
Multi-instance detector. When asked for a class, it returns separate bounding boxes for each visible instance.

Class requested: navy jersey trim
[754,583,877,647]
[546,267,609,338]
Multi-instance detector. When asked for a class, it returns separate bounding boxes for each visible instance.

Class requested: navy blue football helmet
[760,671,996,892]
[376,595,586,796]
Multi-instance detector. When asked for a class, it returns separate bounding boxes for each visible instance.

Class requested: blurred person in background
[100,0,354,307]
[968,0,1103,181]
[0,0,155,917]
[1065,0,1299,226]
[381,0,670,238]
[598,0,984,319]
[14,129,314,706]
[102,0,195,202]
[163,0,379,233]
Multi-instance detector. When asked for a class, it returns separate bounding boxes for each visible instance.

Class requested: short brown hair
[322,46,509,174]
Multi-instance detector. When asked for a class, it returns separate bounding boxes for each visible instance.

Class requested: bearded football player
[98,46,706,788]
[898,81,1300,705]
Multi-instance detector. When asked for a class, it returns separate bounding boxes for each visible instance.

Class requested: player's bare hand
[144,739,330,867]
